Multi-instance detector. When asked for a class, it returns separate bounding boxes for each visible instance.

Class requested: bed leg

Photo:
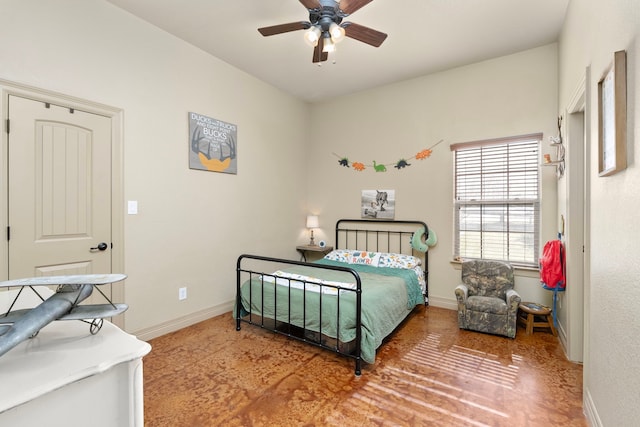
[355,360,361,376]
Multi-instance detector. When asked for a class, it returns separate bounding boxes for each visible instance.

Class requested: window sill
[450,259,540,278]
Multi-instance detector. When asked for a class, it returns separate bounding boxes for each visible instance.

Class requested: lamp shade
[329,22,345,43]
[322,33,335,53]
[304,26,321,47]
[306,215,319,229]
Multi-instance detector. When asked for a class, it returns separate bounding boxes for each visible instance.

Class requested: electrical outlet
[178,287,187,300]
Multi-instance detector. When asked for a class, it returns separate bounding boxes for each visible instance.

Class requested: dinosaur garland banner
[333,139,443,172]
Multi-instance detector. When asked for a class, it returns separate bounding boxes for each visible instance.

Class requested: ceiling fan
[258,0,387,63]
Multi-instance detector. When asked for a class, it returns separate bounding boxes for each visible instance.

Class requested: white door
[7,95,112,295]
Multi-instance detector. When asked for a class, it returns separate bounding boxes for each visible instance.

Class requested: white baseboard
[583,387,602,427]
[133,300,234,342]
[556,319,570,358]
[428,296,457,311]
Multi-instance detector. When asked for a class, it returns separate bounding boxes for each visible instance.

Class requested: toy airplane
[0,274,128,358]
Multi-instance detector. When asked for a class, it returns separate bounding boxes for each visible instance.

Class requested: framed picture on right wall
[598,50,627,177]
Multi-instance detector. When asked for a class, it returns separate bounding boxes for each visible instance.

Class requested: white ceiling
[105,0,569,103]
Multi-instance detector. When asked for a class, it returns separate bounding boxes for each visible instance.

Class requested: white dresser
[0,289,151,426]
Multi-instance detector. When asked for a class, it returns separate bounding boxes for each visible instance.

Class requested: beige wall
[0,0,310,333]
[307,44,560,309]
[559,0,640,425]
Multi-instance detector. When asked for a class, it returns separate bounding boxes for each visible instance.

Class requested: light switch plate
[128,200,138,215]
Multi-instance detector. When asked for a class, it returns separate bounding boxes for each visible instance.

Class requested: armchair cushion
[466,296,508,315]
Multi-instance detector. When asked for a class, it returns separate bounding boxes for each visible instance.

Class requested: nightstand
[296,245,333,262]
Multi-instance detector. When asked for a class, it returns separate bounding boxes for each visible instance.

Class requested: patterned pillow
[323,249,352,264]
[378,252,422,269]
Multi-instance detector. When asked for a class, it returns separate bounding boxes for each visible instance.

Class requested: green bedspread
[238,260,423,364]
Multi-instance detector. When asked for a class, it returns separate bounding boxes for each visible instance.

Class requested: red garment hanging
[540,240,565,290]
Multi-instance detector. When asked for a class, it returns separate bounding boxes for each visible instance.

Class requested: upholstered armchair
[454,260,521,338]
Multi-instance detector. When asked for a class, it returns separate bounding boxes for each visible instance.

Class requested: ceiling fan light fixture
[322,32,336,53]
[304,26,322,47]
[258,0,386,64]
[329,22,345,43]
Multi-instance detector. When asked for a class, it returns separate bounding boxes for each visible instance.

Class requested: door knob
[90,242,108,252]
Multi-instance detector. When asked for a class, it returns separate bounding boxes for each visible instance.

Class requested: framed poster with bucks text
[189,112,237,174]
[598,50,627,177]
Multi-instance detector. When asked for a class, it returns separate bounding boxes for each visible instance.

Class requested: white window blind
[452,134,541,267]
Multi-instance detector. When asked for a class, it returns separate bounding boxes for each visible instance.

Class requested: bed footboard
[236,254,363,375]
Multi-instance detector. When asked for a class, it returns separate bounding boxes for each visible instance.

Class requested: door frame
[563,72,589,363]
[1,79,125,328]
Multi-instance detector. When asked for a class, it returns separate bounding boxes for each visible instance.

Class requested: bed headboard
[335,219,429,255]
[335,219,430,303]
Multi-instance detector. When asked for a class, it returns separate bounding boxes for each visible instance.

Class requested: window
[452,134,541,268]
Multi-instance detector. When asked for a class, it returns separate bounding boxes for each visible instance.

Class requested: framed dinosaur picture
[361,189,395,219]
[188,112,238,174]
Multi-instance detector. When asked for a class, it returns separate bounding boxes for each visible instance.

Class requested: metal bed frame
[236,219,430,376]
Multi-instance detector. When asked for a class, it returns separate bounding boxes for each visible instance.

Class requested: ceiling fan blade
[299,0,321,10]
[312,37,328,63]
[338,0,373,15]
[342,22,387,47]
[258,21,311,36]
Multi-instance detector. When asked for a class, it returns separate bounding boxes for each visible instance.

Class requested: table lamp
[306,215,319,246]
